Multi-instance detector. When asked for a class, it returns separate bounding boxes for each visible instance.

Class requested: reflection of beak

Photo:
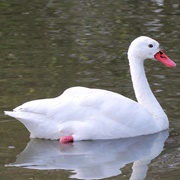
[154,50,176,67]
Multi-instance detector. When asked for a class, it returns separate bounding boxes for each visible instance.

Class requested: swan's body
[5,36,176,142]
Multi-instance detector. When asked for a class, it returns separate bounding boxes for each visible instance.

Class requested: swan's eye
[148,44,153,48]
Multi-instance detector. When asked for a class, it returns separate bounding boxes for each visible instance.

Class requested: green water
[0,0,179,179]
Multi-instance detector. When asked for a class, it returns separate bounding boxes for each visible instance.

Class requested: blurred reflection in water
[6,130,168,180]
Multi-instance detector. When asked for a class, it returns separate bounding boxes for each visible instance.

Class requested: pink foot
[60,136,74,144]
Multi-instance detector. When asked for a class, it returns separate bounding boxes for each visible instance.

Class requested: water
[0,0,179,179]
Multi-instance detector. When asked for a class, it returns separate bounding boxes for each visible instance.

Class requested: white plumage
[5,36,176,142]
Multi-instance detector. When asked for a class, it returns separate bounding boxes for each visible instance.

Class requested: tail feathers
[4,111,18,118]
[4,111,36,120]
[4,111,49,123]
[4,111,58,139]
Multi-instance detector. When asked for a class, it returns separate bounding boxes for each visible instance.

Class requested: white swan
[4,36,176,143]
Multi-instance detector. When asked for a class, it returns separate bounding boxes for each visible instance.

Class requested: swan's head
[128,36,176,67]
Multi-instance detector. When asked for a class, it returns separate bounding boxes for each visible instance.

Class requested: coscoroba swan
[5,36,176,143]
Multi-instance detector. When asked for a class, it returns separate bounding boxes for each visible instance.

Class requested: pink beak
[154,50,176,67]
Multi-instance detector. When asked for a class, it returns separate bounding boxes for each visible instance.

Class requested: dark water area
[0,0,179,179]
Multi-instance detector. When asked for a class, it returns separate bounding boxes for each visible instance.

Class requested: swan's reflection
[6,130,168,180]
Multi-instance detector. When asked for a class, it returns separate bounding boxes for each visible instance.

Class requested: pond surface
[0,0,179,179]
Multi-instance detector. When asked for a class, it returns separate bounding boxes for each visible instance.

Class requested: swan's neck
[129,58,168,123]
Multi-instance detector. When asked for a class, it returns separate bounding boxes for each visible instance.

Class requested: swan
[4,36,176,143]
